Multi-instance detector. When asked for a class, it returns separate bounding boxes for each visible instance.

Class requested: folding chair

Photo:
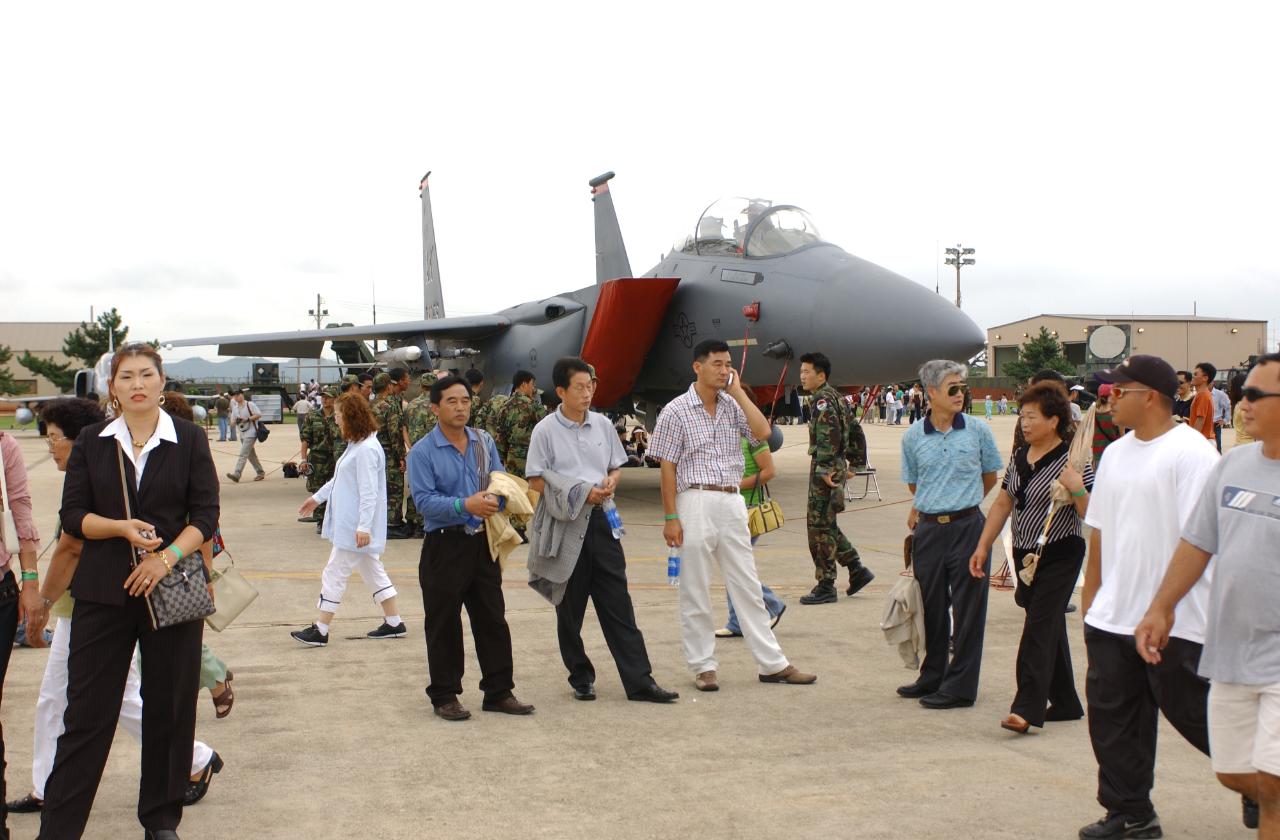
[844,466,882,502]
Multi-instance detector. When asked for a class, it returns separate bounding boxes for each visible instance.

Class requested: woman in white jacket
[291,391,405,646]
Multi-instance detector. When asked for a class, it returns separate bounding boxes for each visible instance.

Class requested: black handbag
[255,421,271,442]
[116,443,215,630]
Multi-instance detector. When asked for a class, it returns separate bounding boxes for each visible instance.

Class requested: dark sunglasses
[1241,387,1280,403]
[946,383,969,397]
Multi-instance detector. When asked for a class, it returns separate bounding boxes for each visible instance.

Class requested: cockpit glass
[745,207,822,257]
[680,198,824,258]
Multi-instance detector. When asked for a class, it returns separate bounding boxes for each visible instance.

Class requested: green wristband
[166,545,184,561]
[20,570,38,582]
[1071,488,1088,498]
[453,498,464,515]
[664,513,680,521]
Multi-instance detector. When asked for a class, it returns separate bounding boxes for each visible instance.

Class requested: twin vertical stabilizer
[420,171,445,319]
[590,171,632,284]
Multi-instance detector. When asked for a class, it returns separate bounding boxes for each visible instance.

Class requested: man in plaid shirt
[649,339,817,692]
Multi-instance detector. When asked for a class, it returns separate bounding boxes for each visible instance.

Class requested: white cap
[1070,385,1085,391]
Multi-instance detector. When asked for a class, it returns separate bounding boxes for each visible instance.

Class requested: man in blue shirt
[407,375,534,722]
[899,360,1003,709]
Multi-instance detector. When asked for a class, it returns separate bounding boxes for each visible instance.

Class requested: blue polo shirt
[407,425,505,530]
[900,412,1003,514]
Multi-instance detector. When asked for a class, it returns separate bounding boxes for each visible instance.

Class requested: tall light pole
[944,244,975,309]
[307,294,328,384]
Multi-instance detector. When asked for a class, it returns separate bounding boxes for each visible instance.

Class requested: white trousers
[676,489,788,676]
[317,545,397,613]
[32,617,212,800]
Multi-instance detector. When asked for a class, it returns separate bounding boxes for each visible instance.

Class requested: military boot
[799,582,838,605]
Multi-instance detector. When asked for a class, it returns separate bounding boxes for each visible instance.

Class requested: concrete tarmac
[2,417,1248,839]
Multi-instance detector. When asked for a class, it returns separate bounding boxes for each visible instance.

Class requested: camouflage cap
[320,386,339,399]
[587,363,597,381]
[373,372,392,390]
[419,371,438,387]
[343,373,360,385]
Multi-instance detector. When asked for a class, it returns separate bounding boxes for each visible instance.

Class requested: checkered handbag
[115,443,215,630]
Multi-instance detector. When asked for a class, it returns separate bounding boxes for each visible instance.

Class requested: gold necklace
[128,418,159,448]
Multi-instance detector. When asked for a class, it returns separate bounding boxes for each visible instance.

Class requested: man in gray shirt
[525,357,677,705]
[1136,352,1280,835]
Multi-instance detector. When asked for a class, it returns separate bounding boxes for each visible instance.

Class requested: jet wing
[165,315,512,358]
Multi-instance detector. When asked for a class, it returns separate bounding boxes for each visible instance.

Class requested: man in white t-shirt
[1079,355,1221,840]
[1135,353,1280,835]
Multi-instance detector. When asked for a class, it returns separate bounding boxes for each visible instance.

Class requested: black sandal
[184,752,223,806]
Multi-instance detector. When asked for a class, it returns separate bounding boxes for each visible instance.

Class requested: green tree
[63,307,129,367]
[1003,326,1075,383]
[0,345,21,395]
[19,351,75,392]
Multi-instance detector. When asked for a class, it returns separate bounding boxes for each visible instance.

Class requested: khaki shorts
[1208,680,1280,776]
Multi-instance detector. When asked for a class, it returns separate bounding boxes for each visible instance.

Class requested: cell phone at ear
[727,373,735,388]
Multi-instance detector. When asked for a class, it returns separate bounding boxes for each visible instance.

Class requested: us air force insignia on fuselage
[1221,486,1280,522]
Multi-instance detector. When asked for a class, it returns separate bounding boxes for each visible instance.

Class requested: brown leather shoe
[694,670,719,692]
[434,700,472,721]
[481,695,535,715]
[759,665,817,685]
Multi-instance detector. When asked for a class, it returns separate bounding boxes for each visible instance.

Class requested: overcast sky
[3,2,1277,363]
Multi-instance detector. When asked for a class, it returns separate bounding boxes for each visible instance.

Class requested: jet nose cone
[813,257,986,382]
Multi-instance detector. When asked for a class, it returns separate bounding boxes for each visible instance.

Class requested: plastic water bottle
[601,497,625,539]
[667,545,681,587]
[463,514,484,535]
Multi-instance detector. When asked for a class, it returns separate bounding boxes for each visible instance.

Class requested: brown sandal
[211,670,234,719]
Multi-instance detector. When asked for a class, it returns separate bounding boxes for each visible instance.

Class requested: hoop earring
[110,397,121,411]
[158,394,167,406]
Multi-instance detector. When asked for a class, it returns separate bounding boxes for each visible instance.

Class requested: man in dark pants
[898,359,1002,709]
[1077,355,1221,840]
[406,375,534,722]
[524,357,678,704]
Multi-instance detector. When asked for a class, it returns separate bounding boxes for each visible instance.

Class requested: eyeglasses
[1111,385,1152,400]
[44,434,68,450]
[946,384,969,397]
[1241,387,1280,402]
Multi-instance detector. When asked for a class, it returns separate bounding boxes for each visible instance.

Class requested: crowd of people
[0,338,1276,838]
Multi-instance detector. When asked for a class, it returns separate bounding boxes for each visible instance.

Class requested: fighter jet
[166,172,985,417]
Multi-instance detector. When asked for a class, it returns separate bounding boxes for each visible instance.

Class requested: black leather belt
[919,506,980,525]
[687,484,738,494]
[429,524,485,535]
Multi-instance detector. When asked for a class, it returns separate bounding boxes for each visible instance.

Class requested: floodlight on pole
[307,294,329,382]
[942,243,976,309]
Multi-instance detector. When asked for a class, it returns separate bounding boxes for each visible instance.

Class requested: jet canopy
[679,198,824,258]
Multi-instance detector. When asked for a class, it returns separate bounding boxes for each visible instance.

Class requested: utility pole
[943,244,976,309]
[307,294,328,385]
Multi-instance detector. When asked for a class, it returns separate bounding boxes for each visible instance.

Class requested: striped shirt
[1002,442,1095,549]
[648,384,757,492]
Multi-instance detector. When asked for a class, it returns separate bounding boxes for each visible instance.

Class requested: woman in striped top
[970,382,1094,734]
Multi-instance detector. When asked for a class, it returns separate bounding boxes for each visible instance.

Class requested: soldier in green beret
[371,373,412,538]
[402,371,439,536]
[494,370,546,479]
[299,387,341,532]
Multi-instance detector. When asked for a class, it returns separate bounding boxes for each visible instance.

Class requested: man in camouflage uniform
[298,387,340,532]
[402,371,438,537]
[494,369,546,478]
[797,352,874,605]
[464,369,508,437]
[371,372,412,539]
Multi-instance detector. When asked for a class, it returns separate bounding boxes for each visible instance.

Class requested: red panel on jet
[581,278,681,408]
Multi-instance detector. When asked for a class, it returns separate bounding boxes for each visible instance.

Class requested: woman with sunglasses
[969,382,1094,733]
